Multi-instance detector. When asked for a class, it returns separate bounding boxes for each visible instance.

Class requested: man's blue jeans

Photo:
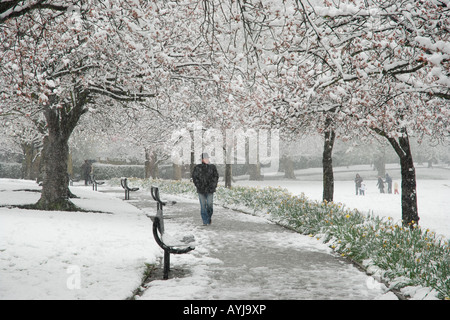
[198,193,214,225]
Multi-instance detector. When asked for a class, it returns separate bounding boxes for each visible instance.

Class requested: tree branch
[0,0,69,23]
[87,83,156,102]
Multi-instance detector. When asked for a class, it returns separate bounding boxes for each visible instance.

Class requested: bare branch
[0,0,69,23]
[87,83,156,102]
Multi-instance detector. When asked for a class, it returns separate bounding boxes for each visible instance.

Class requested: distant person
[81,160,92,186]
[377,176,385,193]
[385,173,392,194]
[90,163,94,183]
[394,182,399,194]
[354,174,363,195]
[192,153,219,226]
[360,182,366,196]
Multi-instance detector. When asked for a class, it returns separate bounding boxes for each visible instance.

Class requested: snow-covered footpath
[0,164,448,300]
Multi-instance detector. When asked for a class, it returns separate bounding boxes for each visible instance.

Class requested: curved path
[104,188,394,300]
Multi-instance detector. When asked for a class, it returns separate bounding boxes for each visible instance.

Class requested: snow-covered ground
[236,164,450,240]
[0,180,159,300]
[0,164,448,300]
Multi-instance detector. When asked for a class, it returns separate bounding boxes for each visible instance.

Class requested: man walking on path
[192,153,219,225]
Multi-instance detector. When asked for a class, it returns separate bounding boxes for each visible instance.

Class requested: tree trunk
[322,125,335,203]
[31,84,145,210]
[249,163,263,180]
[374,142,386,177]
[145,149,159,179]
[190,151,195,179]
[21,142,40,180]
[145,148,150,179]
[322,129,336,202]
[224,145,233,188]
[36,133,76,210]
[173,163,182,180]
[225,163,232,188]
[375,128,419,227]
[150,151,159,179]
[35,92,88,211]
[282,155,296,179]
[67,152,73,178]
[398,136,419,227]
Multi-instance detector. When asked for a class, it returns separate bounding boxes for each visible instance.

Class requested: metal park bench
[120,178,139,200]
[92,175,105,191]
[149,185,195,280]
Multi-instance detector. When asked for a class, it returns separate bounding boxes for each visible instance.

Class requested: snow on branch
[87,83,156,102]
[50,64,99,79]
[0,0,69,23]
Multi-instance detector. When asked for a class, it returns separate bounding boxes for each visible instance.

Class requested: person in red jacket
[192,153,219,225]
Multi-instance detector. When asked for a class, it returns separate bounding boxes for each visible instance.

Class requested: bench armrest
[152,216,195,254]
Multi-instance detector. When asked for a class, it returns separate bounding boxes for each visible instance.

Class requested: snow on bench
[92,175,105,191]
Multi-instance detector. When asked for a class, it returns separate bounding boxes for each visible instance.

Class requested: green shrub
[0,162,22,179]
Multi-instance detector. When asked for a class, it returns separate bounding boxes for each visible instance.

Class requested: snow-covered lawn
[236,164,450,240]
[0,180,159,300]
[0,163,448,300]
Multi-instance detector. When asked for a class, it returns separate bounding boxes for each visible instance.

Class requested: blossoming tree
[197,0,450,226]
[288,0,450,226]
[0,0,213,210]
[275,0,450,226]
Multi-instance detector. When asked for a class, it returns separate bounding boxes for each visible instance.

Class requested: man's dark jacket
[192,163,219,194]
